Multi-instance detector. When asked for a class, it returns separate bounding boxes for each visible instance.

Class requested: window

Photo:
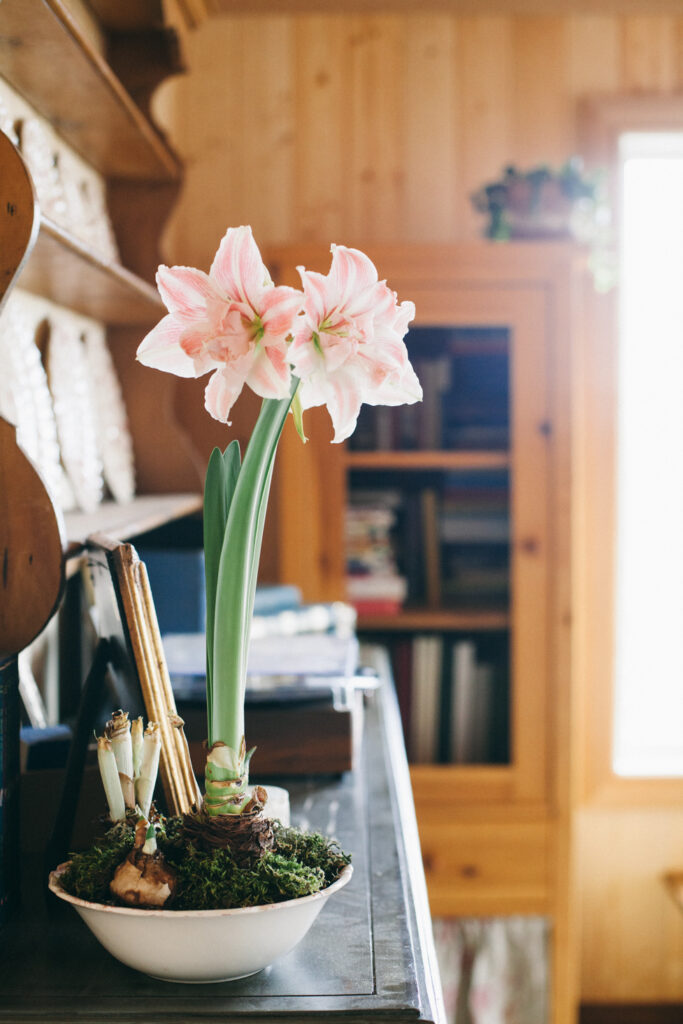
[613,131,683,776]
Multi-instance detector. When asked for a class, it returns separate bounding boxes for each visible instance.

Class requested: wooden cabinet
[0,0,203,556]
[267,241,579,1024]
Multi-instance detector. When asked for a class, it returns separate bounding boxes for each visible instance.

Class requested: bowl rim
[48,860,353,919]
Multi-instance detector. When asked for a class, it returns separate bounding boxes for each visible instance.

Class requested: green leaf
[203,442,240,731]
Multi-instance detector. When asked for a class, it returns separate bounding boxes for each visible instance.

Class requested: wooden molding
[203,1,683,12]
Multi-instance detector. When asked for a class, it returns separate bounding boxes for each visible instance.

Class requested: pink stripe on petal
[260,285,304,338]
[320,334,354,373]
[210,226,267,310]
[136,315,197,378]
[247,344,292,400]
[298,269,328,325]
[364,333,410,372]
[156,265,216,321]
[329,245,378,310]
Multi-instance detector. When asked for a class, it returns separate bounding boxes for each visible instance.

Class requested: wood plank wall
[156,12,683,267]
[150,11,683,1007]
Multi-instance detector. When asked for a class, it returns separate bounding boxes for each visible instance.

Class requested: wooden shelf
[346,450,509,471]
[64,492,202,557]
[357,608,509,632]
[663,871,683,915]
[0,0,181,181]
[17,216,164,324]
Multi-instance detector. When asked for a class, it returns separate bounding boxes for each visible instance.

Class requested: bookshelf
[268,241,579,1024]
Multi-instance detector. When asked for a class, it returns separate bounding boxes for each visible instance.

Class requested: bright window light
[613,131,683,777]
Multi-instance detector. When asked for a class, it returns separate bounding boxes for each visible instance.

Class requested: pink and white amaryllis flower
[136,226,303,422]
[288,244,422,443]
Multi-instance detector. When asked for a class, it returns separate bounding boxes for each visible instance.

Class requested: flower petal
[364,362,423,406]
[210,226,269,310]
[156,265,216,322]
[328,245,379,310]
[260,285,304,341]
[247,343,292,400]
[288,328,324,379]
[319,332,356,374]
[297,268,328,324]
[325,369,365,443]
[204,367,245,422]
[136,315,198,378]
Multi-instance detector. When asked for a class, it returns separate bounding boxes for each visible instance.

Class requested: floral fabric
[432,917,549,1024]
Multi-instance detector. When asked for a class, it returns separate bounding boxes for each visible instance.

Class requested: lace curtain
[433,917,550,1024]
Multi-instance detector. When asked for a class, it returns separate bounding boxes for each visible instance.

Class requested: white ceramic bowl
[48,862,352,983]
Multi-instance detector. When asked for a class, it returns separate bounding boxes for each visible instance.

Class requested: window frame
[577,95,683,804]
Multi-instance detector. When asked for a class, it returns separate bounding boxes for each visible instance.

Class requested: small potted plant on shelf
[48,226,422,982]
[471,157,605,241]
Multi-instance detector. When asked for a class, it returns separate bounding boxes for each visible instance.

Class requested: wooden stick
[137,561,201,812]
[112,545,185,815]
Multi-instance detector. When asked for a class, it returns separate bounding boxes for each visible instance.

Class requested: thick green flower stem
[204,738,252,815]
[204,380,298,816]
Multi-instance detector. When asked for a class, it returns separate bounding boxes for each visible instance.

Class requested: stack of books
[346,490,407,616]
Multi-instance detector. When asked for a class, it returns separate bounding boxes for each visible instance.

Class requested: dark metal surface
[0,650,445,1023]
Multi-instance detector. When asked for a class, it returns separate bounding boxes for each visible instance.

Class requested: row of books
[345,480,510,612]
[392,634,509,765]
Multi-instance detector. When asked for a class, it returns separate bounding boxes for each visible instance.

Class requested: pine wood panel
[358,609,510,631]
[578,807,683,1002]
[346,451,509,470]
[158,10,683,263]
[417,818,550,917]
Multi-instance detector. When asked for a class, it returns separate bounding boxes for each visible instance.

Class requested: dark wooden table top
[0,647,445,1023]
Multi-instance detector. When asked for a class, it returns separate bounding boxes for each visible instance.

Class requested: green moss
[59,818,350,911]
[271,824,351,886]
[59,824,135,903]
[169,847,326,910]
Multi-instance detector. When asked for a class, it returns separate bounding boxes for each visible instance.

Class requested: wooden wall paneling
[566,15,621,99]
[109,327,204,494]
[547,253,582,1024]
[578,807,683,1003]
[153,18,250,267]
[511,16,572,168]
[456,16,514,239]
[620,16,680,92]
[276,405,345,603]
[157,11,683,258]
[293,16,352,242]
[399,16,458,243]
[239,16,294,244]
[346,15,404,241]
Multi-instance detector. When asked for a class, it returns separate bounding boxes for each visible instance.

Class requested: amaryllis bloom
[288,244,422,443]
[136,226,303,422]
